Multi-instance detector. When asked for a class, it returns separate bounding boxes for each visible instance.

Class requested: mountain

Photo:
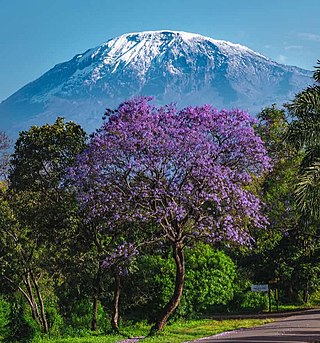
[0,30,312,137]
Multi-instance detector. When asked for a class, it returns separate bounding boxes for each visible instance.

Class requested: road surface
[188,309,320,343]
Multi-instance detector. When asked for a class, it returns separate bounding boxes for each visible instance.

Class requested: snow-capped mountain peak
[72,30,270,82]
[0,30,312,137]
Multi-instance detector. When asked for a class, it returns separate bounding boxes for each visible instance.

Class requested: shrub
[125,243,237,319]
[4,298,40,343]
[0,296,10,340]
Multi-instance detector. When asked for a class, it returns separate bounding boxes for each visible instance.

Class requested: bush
[61,300,110,336]
[124,243,237,319]
[239,291,269,311]
[182,244,236,315]
[0,296,10,340]
[45,305,63,337]
[4,298,40,343]
[230,279,269,312]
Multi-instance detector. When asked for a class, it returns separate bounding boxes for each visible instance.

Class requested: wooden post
[275,287,279,312]
[268,288,272,312]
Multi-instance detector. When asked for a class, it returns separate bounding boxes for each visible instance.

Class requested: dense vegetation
[0,61,319,343]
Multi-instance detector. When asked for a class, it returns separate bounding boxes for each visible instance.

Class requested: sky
[0,0,319,101]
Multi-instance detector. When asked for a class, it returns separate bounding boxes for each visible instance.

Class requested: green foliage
[244,105,309,301]
[182,244,236,315]
[286,60,320,219]
[242,103,320,305]
[4,298,40,343]
[231,279,268,311]
[61,300,109,335]
[239,292,269,311]
[126,244,236,319]
[1,117,88,335]
[45,306,63,338]
[9,117,87,247]
[0,296,10,340]
[255,105,301,231]
[10,117,86,192]
[3,101,320,341]
[31,318,273,343]
[42,292,64,337]
[0,131,10,179]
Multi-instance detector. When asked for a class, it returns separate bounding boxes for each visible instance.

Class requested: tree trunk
[31,272,49,334]
[91,264,102,331]
[111,271,121,333]
[150,242,185,334]
[91,295,99,331]
[5,274,41,326]
[303,280,309,303]
[24,273,41,324]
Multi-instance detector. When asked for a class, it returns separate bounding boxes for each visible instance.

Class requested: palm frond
[287,85,320,118]
[314,59,320,84]
[285,119,320,149]
[295,160,320,219]
[300,146,320,170]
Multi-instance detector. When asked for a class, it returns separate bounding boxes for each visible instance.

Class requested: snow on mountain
[0,30,312,137]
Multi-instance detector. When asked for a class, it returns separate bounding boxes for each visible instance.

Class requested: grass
[277,304,314,311]
[138,318,274,343]
[37,317,273,343]
[36,336,123,343]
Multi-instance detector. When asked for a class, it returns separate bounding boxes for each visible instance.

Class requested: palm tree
[286,60,320,218]
[315,60,320,83]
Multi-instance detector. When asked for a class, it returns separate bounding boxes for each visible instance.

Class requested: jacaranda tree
[71,97,270,333]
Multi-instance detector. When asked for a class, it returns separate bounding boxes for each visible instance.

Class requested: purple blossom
[70,97,271,248]
[101,242,139,275]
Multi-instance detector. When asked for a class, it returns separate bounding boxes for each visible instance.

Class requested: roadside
[206,307,320,320]
[186,308,320,343]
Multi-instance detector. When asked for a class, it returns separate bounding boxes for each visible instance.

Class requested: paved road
[188,309,320,343]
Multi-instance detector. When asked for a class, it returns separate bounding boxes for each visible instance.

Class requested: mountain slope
[0,30,312,137]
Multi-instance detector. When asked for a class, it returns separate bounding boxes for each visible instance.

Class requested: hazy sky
[0,0,319,101]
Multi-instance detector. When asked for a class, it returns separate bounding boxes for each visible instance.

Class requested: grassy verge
[35,336,123,343]
[37,318,273,343]
[276,304,314,311]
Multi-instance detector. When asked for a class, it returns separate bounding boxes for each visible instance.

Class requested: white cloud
[299,33,320,42]
[278,55,287,64]
[264,44,272,49]
[284,45,303,50]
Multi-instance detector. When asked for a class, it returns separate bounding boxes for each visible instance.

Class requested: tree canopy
[0,131,10,179]
[71,97,270,332]
[286,60,320,219]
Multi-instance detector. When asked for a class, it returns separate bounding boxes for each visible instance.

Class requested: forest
[0,61,319,343]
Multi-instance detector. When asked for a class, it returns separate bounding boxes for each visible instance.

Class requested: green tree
[10,117,86,193]
[0,184,48,333]
[255,105,301,237]
[242,105,313,302]
[286,60,320,218]
[0,131,10,179]
[124,243,236,320]
[2,118,87,334]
